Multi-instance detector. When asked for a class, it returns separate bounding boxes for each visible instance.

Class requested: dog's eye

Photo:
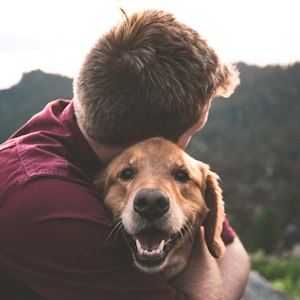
[175,171,190,183]
[120,168,134,181]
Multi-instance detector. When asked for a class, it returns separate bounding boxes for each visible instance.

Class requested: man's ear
[203,170,226,258]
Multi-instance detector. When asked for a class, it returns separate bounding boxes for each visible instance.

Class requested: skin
[169,229,250,300]
[78,99,251,299]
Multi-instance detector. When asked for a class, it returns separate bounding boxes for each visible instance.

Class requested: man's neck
[78,122,127,166]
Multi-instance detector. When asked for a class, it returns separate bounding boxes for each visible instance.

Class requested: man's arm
[169,228,250,300]
[0,177,184,300]
[219,236,251,299]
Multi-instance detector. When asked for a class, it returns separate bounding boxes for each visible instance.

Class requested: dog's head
[94,137,225,276]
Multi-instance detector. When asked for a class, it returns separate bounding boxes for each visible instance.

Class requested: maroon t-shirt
[0,100,235,299]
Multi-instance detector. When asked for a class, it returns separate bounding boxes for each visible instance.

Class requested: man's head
[74,9,239,145]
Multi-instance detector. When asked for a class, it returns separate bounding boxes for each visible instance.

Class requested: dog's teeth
[136,239,144,255]
[136,238,165,256]
[136,239,142,250]
[159,239,165,252]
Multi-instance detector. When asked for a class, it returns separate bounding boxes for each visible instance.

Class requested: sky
[1,0,300,89]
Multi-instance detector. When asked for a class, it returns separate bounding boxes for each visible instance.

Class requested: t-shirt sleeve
[221,218,236,245]
[0,177,185,300]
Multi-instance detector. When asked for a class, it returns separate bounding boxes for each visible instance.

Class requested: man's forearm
[169,230,250,300]
[219,237,251,299]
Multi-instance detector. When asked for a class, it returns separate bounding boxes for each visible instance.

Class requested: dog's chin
[124,227,186,273]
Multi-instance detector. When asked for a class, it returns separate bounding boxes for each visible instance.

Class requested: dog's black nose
[134,189,170,219]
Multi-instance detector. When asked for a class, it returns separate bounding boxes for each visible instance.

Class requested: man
[0,9,250,299]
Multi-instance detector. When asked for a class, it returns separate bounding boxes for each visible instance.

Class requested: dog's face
[95,137,225,278]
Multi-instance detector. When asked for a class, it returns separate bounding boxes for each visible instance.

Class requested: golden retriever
[94,137,225,279]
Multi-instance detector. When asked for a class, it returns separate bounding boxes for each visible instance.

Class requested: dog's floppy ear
[203,170,226,258]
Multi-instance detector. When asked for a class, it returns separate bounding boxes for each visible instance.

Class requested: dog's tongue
[133,231,170,251]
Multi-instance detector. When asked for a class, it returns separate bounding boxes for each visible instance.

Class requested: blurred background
[1,0,300,89]
[1,0,300,298]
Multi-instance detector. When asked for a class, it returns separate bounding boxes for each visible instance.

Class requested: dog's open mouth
[125,227,185,269]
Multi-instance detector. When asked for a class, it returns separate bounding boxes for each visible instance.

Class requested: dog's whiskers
[105,217,123,245]
[182,221,195,242]
[114,221,124,244]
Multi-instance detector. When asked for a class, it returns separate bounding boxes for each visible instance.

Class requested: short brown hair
[73,9,239,145]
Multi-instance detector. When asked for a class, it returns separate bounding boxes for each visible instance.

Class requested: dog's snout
[134,189,169,219]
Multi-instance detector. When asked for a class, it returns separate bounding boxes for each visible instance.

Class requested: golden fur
[94,137,225,279]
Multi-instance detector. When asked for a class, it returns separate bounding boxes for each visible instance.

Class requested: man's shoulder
[0,135,70,205]
[0,99,100,207]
